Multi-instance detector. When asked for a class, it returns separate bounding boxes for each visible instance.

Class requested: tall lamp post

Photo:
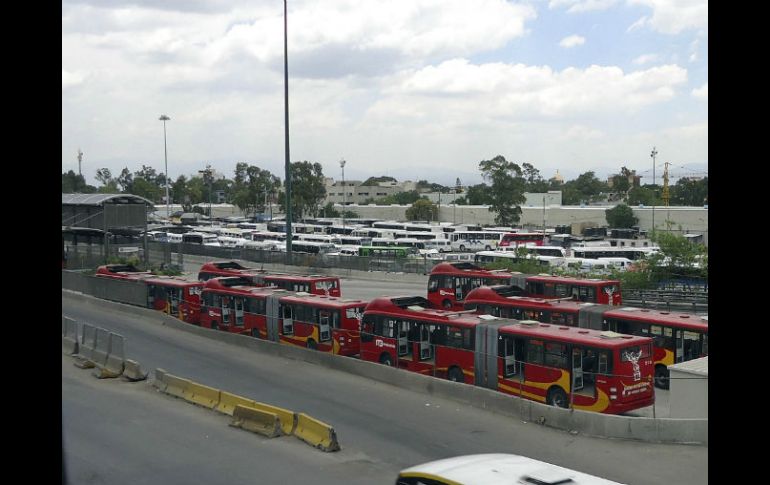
[650,147,657,235]
[340,158,346,231]
[159,115,171,219]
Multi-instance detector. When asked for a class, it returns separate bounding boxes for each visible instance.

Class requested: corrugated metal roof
[62,193,154,207]
[668,356,708,376]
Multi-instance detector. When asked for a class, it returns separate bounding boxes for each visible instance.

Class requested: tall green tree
[605,204,639,228]
[278,161,326,221]
[522,162,550,193]
[455,183,493,205]
[627,186,658,206]
[561,171,609,205]
[478,155,527,225]
[377,190,422,205]
[231,162,281,217]
[405,198,438,221]
[671,177,708,206]
[62,171,97,193]
[116,168,134,193]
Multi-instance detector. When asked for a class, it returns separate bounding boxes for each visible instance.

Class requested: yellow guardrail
[184,381,222,409]
[253,402,297,436]
[216,391,258,416]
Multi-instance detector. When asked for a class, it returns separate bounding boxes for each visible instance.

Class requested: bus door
[674,329,684,363]
[281,304,294,335]
[398,321,410,357]
[500,336,517,378]
[234,297,244,328]
[169,287,180,316]
[453,277,466,301]
[419,325,432,360]
[572,348,584,391]
[318,310,332,342]
[221,296,231,325]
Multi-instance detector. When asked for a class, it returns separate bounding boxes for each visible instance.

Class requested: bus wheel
[459,244,466,252]
[547,387,569,408]
[211,321,218,331]
[485,245,492,251]
[380,353,393,366]
[654,365,670,390]
[250,328,259,338]
[448,367,464,383]
[442,299,452,309]
[307,339,317,350]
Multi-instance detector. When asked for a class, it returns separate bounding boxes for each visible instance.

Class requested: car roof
[397,454,624,485]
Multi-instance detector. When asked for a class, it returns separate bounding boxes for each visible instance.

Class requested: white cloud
[627,0,708,35]
[62,69,87,89]
[549,0,618,13]
[691,82,707,99]
[562,125,605,140]
[559,35,586,48]
[633,53,659,65]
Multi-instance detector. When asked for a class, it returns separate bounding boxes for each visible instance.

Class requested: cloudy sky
[62,0,708,187]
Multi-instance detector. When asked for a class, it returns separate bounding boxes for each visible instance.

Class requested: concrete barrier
[162,373,193,401]
[123,359,148,381]
[216,392,258,416]
[293,413,340,452]
[74,323,97,368]
[184,381,222,410]
[230,404,282,438]
[253,402,297,436]
[62,317,79,355]
[153,368,168,391]
[64,290,707,445]
[105,333,126,375]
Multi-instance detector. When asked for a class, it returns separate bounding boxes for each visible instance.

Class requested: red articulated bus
[143,276,204,325]
[427,262,621,310]
[198,261,342,297]
[524,275,621,306]
[200,277,366,356]
[463,285,708,389]
[360,295,654,414]
[498,232,546,248]
[94,264,154,280]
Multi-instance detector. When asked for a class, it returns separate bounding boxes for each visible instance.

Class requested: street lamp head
[339,159,346,168]
[159,114,171,121]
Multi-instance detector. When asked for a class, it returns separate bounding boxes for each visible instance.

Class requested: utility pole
[283,0,292,257]
[340,158,346,231]
[650,147,657,234]
[77,148,83,177]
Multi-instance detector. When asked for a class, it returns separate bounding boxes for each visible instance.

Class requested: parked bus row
[462,285,708,389]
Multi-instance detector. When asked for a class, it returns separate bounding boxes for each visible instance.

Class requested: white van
[422,239,452,253]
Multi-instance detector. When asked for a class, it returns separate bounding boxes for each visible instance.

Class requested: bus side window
[427,276,439,292]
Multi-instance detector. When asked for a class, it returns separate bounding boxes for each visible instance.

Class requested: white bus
[422,238,452,252]
[449,231,505,252]
[290,241,337,254]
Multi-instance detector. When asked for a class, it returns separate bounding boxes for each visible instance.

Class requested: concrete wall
[61,285,707,445]
[669,368,708,419]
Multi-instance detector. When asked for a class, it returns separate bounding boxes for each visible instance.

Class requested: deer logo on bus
[623,349,643,381]
[604,286,616,306]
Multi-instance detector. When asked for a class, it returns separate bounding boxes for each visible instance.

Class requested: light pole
[650,146,657,234]
[340,158,346,231]
[159,115,171,219]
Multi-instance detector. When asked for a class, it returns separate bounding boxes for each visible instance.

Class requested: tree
[671,177,708,206]
[95,168,113,187]
[405,198,438,221]
[522,162,550,193]
[561,171,609,205]
[605,204,639,228]
[627,186,658,206]
[478,155,527,225]
[361,176,397,186]
[231,163,280,217]
[377,190,422,205]
[62,171,97,193]
[116,167,133,193]
[171,175,190,204]
[455,183,493,205]
[278,161,326,221]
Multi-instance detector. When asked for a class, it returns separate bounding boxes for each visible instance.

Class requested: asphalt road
[62,293,706,485]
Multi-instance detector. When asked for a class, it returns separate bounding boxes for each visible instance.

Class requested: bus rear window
[620,344,651,361]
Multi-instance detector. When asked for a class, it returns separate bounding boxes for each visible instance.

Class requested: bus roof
[499,321,652,348]
[603,307,708,331]
[525,275,620,286]
[278,293,367,308]
[365,296,517,326]
[465,286,591,311]
[429,262,515,277]
[142,276,204,288]
[397,453,624,485]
